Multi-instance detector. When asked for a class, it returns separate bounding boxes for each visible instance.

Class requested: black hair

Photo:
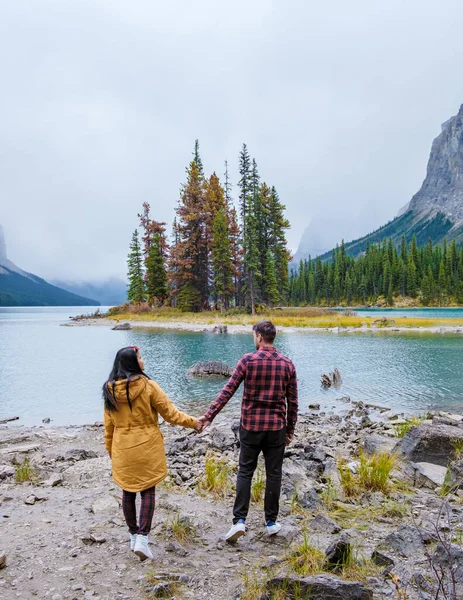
[102,346,149,412]
[252,320,276,344]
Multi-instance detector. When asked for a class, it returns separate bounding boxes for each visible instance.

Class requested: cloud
[1,0,463,279]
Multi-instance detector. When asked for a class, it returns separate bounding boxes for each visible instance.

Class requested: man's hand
[285,433,293,446]
[197,415,211,433]
[194,419,203,433]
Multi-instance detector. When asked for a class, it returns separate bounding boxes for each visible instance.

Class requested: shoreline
[63,316,463,335]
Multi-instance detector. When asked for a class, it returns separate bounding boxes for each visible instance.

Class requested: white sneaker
[225,520,246,543]
[134,534,153,561]
[266,521,282,536]
[130,533,137,551]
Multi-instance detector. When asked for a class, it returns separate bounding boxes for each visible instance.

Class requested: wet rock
[0,465,14,480]
[309,513,341,534]
[266,574,373,599]
[394,424,463,466]
[413,462,447,488]
[91,496,119,514]
[112,322,131,330]
[187,360,232,378]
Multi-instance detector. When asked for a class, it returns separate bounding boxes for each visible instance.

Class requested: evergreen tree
[211,208,234,312]
[127,230,145,303]
[264,251,279,306]
[146,233,168,304]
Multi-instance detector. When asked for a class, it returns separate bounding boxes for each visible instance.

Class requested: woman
[103,345,201,561]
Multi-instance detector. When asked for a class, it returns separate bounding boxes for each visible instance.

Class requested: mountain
[0,225,98,306]
[296,104,463,262]
[51,277,127,307]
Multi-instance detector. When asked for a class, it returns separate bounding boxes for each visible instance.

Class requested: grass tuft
[197,452,234,498]
[164,512,196,545]
[393,415,426,438]
[358,450,397,493]
[15,456,37,483]
[287,533,325,576]
[251,467,265,503]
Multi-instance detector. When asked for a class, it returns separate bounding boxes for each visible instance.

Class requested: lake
[1,307,463,426]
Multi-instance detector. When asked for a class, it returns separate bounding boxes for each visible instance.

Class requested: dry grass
[196,452,234,498]
[15,456,37,483]
[164,512,196,545]
[251,467,266,503]
[107,305,463,329]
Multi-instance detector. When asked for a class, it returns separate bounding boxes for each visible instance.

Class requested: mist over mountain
[294,104,463,262]
[51,278,127,307]
[0,225,98,306]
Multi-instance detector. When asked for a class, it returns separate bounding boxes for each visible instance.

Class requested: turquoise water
[1,307,463,426]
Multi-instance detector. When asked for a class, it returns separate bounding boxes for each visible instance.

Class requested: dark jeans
[233,426,286,524]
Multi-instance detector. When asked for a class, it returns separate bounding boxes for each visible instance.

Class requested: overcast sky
[1,0,463,281]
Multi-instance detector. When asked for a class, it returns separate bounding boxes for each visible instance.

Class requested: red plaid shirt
[204,346,298,435]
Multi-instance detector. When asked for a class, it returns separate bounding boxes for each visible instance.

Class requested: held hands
[194,415,211,434]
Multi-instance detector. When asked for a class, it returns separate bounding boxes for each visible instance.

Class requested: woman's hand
[194,419,203,433]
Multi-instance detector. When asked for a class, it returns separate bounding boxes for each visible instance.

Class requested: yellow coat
[103,376,197,492]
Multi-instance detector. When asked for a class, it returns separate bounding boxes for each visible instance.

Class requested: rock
[378,525,434,558]
[62,449,98,461]
[361,434,396,456]
[394,424,463,466]
[43,473,63,487]
[325,533,352,569]
[165,541,188,557]
[433,542,463,582]
[212,325,228,334]
[0,443,40,455]
[81,534,106,545]
[0,465,14,480]
[209,426,236,451]
[413,462,447,488]
[149,582,176,596]
[187,361,232,378]
[308,403,320,410]
[309,513,341,534]
[42,418,51,424]
[266,525,300,545]
[444,459,463,490]
[0,551,6,569]
[112,322,131,330]
[371,549,395,568]
[266,574,373,599]
[91,496,119,514]
[300,488,320,510]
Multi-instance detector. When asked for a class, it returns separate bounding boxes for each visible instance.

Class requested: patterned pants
[122,486,156,535]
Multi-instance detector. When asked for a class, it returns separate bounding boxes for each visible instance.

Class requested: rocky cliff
[296,104,463,262]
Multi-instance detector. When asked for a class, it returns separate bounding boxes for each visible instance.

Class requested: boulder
[361,434,397,456]
[413,462,447,488]
[63,449,98,461]
[394,424,463,466]
[187,361,232,378]
[111,322,131,330]
[43,473,63,487]
[266,574,373,600]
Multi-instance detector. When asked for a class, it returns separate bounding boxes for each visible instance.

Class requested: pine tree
[127,230,145,303]
[211,208,234,312]
[146,233,168,305]
[238,144,251,241]
[264,251,279,306]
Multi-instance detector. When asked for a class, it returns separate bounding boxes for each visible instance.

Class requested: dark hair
[252,320,276,344]
[102,346,149,412]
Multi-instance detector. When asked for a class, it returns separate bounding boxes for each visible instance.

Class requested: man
[199,320,298,542]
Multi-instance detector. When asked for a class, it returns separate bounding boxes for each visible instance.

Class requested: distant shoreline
[64,316,463,335]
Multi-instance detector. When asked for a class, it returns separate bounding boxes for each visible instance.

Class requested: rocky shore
[64,316,463,336]
[2,404,463,599]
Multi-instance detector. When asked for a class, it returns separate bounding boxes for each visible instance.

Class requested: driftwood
[321,368,342,388]
[0,416,19,424]
[188,361,233,378]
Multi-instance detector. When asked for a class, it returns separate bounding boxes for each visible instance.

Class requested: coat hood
[110,376,148,403]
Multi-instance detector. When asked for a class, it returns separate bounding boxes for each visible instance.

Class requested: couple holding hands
[103,320,298,561]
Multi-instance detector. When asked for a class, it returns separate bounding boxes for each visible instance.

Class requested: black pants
[233,426,286,524]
